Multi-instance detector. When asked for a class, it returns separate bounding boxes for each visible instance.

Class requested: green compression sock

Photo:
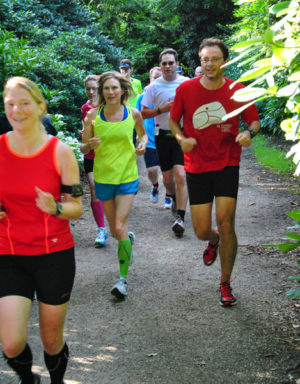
[118,239,132,278]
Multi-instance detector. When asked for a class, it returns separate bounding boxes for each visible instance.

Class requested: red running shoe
[219,281,237,306]
[203,232,219,266]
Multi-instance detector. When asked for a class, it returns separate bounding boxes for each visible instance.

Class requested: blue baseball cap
[120,62,132,69]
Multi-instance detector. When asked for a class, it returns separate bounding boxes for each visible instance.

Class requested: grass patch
[252,135,296,177]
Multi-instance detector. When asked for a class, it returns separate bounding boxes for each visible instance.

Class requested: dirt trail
[1,147,300,384]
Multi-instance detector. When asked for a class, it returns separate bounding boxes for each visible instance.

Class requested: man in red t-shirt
[169,38,260,307]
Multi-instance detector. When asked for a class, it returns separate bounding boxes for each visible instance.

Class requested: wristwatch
[157,107,162,115]
[246,128,257,139]
[52,201,63,216]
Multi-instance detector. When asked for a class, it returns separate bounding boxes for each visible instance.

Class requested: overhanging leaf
[289,72,300,81]
[277,82,299,97]
[270,1,292,16]
[286,210,300,221]
[285,232,300,240]
[231,39,262,52]
[238,66,272,82]
[289,276,300,281]
[231,87,267,102]
[287,287,300,298]
[222,96,267,120]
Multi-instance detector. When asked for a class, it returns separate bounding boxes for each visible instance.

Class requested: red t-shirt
[0,134,74,255]
[170,77,259,173]
[81,101,99,160]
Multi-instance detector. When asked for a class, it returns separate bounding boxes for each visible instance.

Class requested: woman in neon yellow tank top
[82,71,147,300]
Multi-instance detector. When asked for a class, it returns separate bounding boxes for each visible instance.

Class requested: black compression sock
[44,343,69,384]
[3,343,34,384]
[177,210,185,221]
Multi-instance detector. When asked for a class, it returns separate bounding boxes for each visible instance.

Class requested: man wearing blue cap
[119,59,142,109]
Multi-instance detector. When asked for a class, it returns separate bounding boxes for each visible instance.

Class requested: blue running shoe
[94,227,108,248]
[150,187,159,203]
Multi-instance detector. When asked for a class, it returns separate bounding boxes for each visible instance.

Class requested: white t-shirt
[142,75,189,131]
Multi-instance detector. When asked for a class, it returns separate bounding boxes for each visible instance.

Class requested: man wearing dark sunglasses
[169,38,260,307]
[141,48,189,238]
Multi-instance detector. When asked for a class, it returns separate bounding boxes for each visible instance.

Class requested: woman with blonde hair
[0,76,83,384]
[82,71,147,299]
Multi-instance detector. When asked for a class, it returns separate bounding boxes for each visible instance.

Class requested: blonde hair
[4,76,47,131]
[98,71,133,105]
[84,74,99,87]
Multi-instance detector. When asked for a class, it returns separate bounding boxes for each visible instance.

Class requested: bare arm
[80,109,101,154]
[132,108,148,156]
[35,141,83,220]
[141,98,173,119]
[235,120,261,147]
[169,116,197,153]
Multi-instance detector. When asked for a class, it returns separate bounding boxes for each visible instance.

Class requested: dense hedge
[0,0,123,134]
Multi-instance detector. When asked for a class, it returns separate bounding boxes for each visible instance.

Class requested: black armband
[61,183,83,197]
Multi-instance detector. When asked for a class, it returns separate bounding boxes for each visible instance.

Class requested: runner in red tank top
[0,77,83,384]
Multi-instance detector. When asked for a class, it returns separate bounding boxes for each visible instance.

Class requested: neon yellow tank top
[93,105,138,184]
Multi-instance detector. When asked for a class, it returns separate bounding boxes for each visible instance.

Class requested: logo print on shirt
[193,102,226,130]
[52,238,58,243]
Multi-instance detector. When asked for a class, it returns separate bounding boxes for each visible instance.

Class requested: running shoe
[164,197,172,209]
[203,232,219,266]
[111,277,128,299]
[128,231,135,264]
[172,216,185,237]
[94,227,108,248]
[219,281,237,306]
[19,373,41,384]
[150,187,159,203]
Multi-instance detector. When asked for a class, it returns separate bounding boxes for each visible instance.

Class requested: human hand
[160,98,173,113]
[180,137,197,153]
[236,131,252,147]
[135,142,146,156]
[87,136,101,150]
[35,186,57,215]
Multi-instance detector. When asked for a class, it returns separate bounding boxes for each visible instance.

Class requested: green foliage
[0,0,123,133]
[252,135,296,176]
[229,0,300,299]
[226,0,300,173]
[85,0,236,78]
[266,210,300,298]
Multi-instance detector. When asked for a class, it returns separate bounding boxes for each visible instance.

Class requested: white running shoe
[94,227,108,248]
[172,217,185,237]
[111,277,128,299]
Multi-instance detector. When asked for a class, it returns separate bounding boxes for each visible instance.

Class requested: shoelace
[220,282,232,297]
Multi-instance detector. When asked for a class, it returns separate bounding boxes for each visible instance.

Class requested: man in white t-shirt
[141,48,189,237]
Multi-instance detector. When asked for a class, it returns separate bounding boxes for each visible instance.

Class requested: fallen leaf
[146,353,158,357]
[249,202,256,206]
[264,353,275,357]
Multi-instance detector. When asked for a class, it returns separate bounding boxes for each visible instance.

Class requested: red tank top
[0,133,74,255]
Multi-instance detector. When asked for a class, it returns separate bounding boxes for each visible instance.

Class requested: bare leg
[215,197,238,282]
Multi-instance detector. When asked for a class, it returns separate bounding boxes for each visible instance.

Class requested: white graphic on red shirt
[193,102,226,130]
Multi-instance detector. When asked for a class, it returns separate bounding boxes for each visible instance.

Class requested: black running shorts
[84,157,94,174]
[187,166,240,205]
[0,248,75,305]
[155,130,184,171]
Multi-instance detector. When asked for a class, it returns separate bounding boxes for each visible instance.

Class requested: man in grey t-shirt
[142,48,189,237]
